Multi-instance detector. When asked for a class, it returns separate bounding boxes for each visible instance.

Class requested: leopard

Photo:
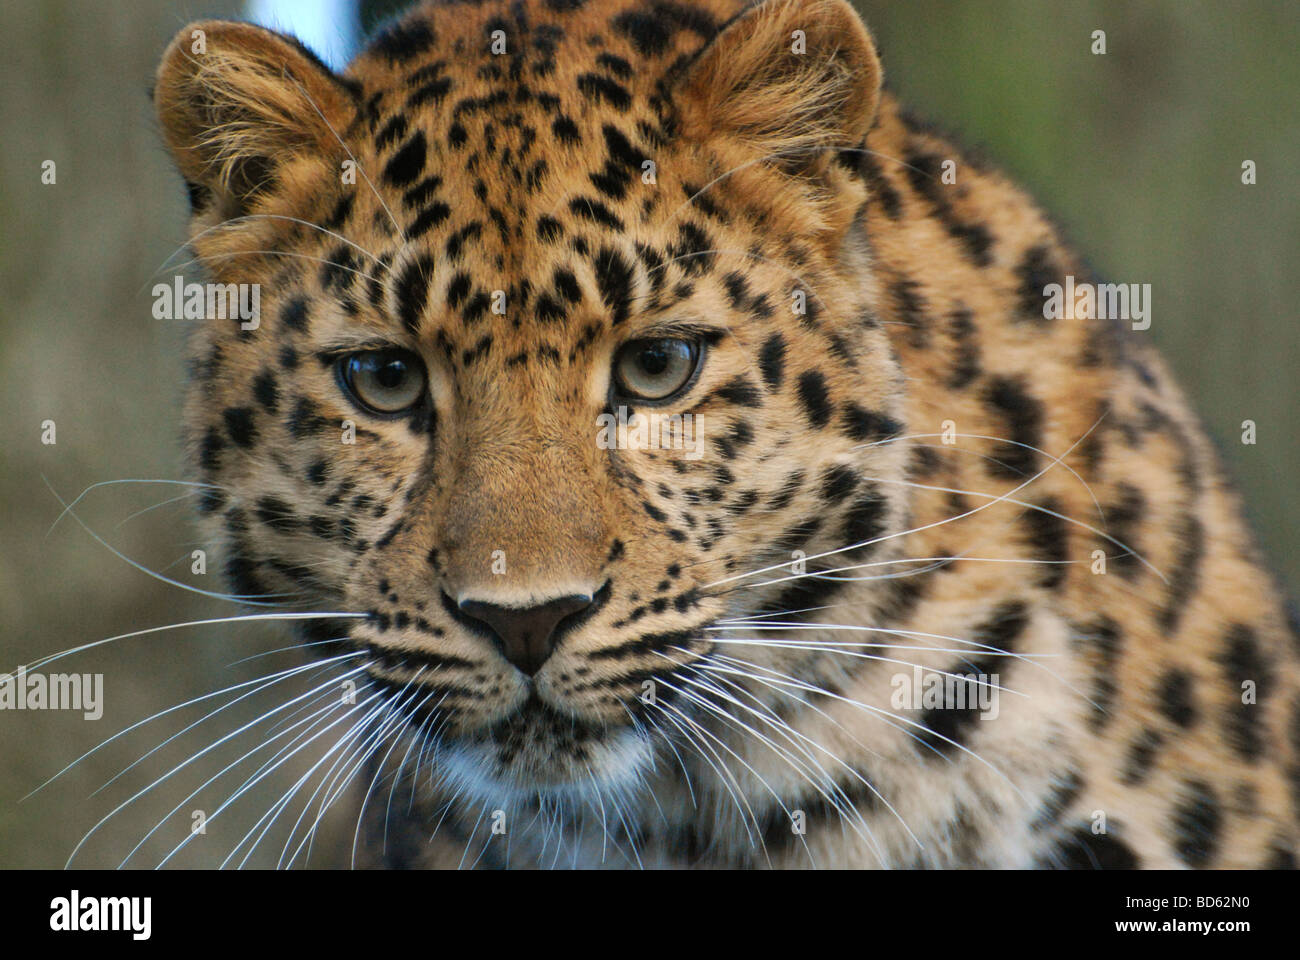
[148,0,1300,868]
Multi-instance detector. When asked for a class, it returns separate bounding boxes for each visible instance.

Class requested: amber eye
[612,338,702,402]
[336,349,427,415]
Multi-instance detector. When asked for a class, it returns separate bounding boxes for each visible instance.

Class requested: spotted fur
[153,0,1299,868]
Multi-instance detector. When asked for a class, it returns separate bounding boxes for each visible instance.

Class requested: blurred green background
[0,0,1295,868]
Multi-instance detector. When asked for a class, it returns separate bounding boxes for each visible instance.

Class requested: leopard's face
[157,0,909,802]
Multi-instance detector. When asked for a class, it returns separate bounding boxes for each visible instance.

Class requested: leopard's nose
[457,594,594,676]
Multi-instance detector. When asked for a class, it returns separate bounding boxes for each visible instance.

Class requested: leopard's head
[154,0,910,805]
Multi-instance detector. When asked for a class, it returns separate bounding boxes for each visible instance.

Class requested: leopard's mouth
[437,694,655,800]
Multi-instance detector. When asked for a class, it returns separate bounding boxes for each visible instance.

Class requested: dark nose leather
[458,594,593,676]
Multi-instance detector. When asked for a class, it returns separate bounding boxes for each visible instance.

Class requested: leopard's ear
[154,21,358,218]
[674,0,881,175]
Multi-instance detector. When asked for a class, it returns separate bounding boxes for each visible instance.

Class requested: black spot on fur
[671,223,714,275]
[593,246,634,324]
[1031,770,1083,831]
[795,371,832,428]
[280,296,310,331]
[1040,828,1139,869]
[819,465,857,504]
[370,19,436,62]
[1171,780,1221,868]
[1121,728,1164,785]
[758,334,786,390]
[612,10,671,56]
[376,115,409,150]
[902,150,993,266]
[1102,483,1146,580]
[1079,616,1122,732]
[1157,668,1198,729]
[1016,244,1066,322]
[394,254,433,334]
[578,73,632,110]
[537,215,564,242]
[570,196,624,230]
[1022,497,1068,589]
[983,376,1043,478]
[857,152,901,219]
[914,601,1027,758]
[409,75,453,108]
[223,407,257,448]
[199,427,225,473]
[1157,515,1203,635]
[252,369,279,414]
[841,486,888,558]
[323,192,355,230]
[1216,623,1268,762]
[408,202,452,240]
[715,376,761,407]
[552,115,582,143]
[945,306,980,389]
[383,131,428,188]
[841,404,901,443]
[890,276,928,348]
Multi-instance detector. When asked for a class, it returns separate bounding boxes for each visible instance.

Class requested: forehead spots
[577,72,631,110]
[394,255,434,333]
[611,1,717,58]
[592,246,635,325]
[371,19,436,63]
[588,124,644,200]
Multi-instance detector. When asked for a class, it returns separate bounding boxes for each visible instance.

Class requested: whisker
[704,411,1137,590]
[130,684,373,869]
[659,657,890,858]
[23,650,358,800]
[20,611,365,675]
[91,653,366,798]
[161,248,379,287]
[65,664,371,867]
[706,654,1031,805]
[45,478,222,540]
[42,475,299,605]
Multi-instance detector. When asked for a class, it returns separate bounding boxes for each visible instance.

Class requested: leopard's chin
[437,697,654,804]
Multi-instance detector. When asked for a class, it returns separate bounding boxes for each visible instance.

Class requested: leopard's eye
[336,349,427,415]
[613,338,702,402]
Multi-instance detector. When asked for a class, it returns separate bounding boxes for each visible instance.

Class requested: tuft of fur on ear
[154,21,357,216]
[675,0,881,173]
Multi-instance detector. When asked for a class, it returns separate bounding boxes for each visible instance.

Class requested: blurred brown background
[0,0,1296,868]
